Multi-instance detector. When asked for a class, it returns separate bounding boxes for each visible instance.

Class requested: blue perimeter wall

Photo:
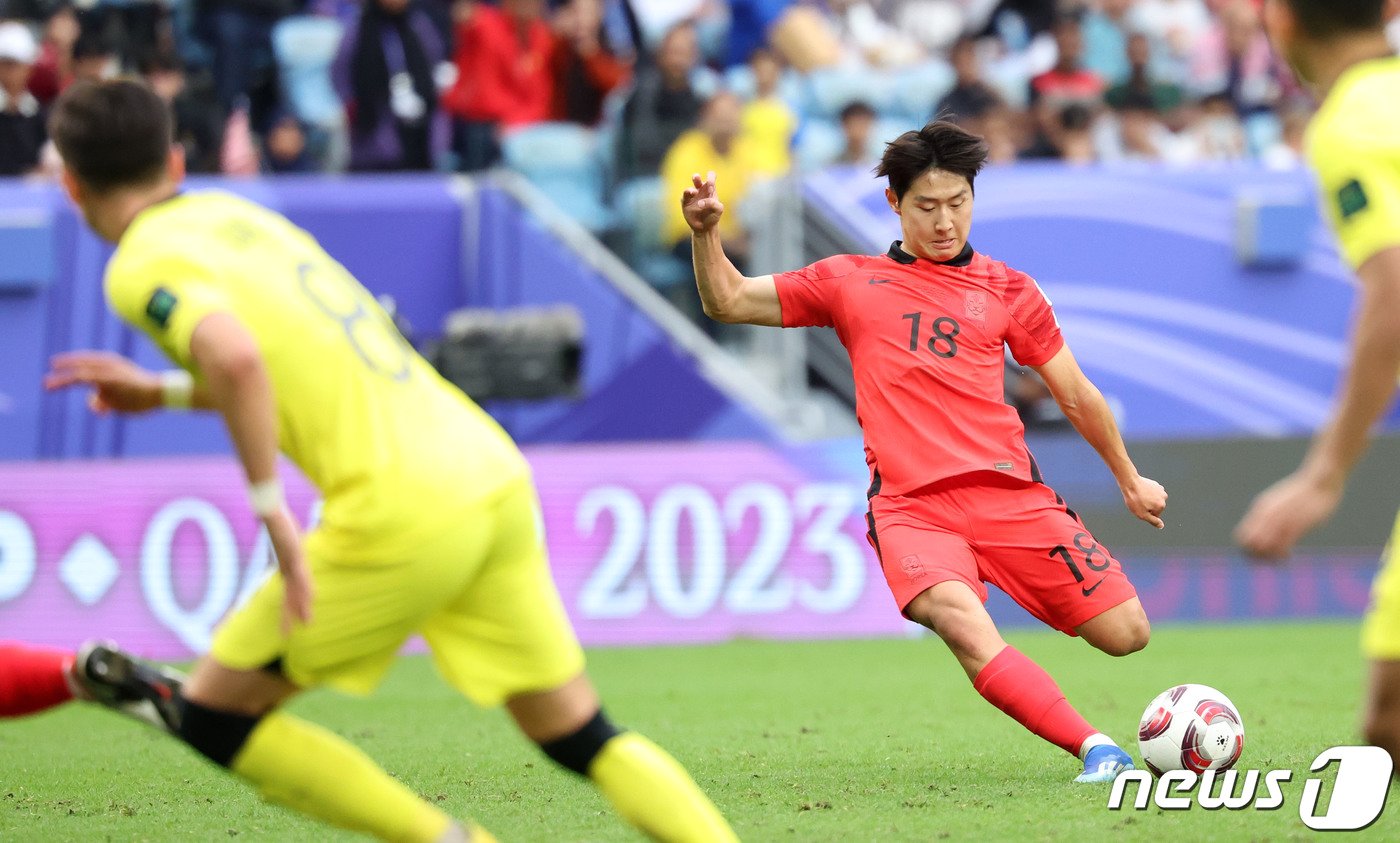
[0,175,771,461]
[0,163,1377,458]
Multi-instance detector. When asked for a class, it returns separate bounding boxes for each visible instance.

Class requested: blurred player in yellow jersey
[1236,0,1400,768]
[40,79,736,842]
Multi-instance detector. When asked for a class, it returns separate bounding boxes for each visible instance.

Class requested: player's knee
[175,694,263,767]
[1095,618,1150,657]
[537,708,620,777]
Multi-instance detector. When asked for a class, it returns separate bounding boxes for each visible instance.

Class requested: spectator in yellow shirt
[662,91,761,257]
[740,48,796,176]
[661,90,762,325]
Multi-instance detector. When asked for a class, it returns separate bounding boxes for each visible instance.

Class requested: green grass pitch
[0,621,1388,841]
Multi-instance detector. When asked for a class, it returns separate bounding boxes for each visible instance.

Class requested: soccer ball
[1137,684,1245,777]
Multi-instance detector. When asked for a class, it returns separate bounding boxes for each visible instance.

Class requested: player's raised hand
[1121,475,1168,529]
[1235,470,1342,562]
[44,351,163,414]
[681,171,724,233]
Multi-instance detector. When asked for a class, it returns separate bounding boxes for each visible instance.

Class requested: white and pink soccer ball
[1138,684,1245,777]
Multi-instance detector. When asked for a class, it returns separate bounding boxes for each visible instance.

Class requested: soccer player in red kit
[0,640,182,729]
[683,120,1168,782]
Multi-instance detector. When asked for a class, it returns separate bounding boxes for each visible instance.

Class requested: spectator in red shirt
[442,0,555,171]
[1030,13,1106,108]
[27,6,79,106]
[1026,13,1105,163]
[550,0,630,126]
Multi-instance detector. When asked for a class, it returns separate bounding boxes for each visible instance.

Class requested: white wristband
[248,479,286,518]
[159,370,194,410]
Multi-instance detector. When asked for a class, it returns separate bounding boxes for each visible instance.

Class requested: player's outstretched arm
[683,171,783,326]
[1032,345,1168,529]
[44,351,217,413]
[189,313,313,630]
[1237,246,1400,561]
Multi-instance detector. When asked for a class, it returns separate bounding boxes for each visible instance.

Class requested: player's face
[887,168,973,262]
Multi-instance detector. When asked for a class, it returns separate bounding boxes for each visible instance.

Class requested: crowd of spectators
[1,1,1398,295]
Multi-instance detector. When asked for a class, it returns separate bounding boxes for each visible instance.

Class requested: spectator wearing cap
[441,0,554,172]
[936,36,1003,124]
[0,20,44,176]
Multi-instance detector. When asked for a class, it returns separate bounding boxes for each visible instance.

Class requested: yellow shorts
[210,478,585,706]
[1362,509,1400,661]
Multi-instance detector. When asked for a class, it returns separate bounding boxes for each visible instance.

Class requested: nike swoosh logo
[1082,578,1107,597]
[868,278,895,285]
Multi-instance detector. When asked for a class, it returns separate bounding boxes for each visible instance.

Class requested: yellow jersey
[741,97,797,178]
[105,191,529,561]
[661,129,763,246]
[1306,55,1400,271]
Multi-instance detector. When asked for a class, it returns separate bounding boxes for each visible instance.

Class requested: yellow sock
[230,712,455,843]
[588,732,737,843]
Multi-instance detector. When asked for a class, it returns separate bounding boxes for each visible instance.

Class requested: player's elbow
[1054,378,1099,418]
[200,344,266,388]
[702,298,741,324]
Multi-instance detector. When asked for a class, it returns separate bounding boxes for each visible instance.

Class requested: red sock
[0,643,75,717]
[972,645,1097,757]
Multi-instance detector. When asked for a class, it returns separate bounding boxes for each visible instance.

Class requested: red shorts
[867,472,1137,635]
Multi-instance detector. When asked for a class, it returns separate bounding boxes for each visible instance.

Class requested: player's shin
[538,709,737,843]
[0,642,75,717]
[972,645,1101,756]
[178,695,467,843]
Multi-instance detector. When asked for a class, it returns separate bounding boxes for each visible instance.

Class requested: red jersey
[774,241,1064,497]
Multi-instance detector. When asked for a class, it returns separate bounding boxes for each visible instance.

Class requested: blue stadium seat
[889,60,955,123]
[794,118,844,170]
[613,176,689,288]
[801,65,896,119]
[272,16,345,130]
[872,117,913,152]
[501,123,613,233]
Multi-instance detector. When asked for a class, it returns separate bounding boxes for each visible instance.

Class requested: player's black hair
[49,79,172,193]
[876,119,989,201]
[1282,0,1387,38]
